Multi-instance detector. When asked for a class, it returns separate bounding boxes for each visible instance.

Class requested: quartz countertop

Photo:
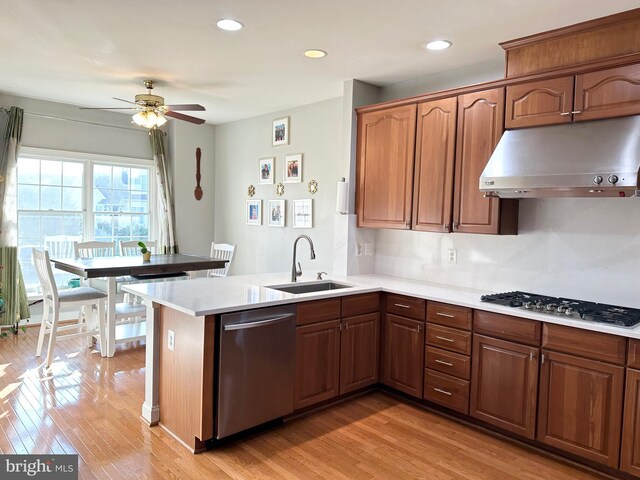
[122,272,640,339]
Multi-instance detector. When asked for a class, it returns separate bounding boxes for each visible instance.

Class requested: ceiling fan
[80,80,206,128]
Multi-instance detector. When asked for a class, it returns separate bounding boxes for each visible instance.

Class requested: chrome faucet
[291,235,316,282]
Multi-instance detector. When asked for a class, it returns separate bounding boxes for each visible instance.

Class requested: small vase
[142,251,152,262]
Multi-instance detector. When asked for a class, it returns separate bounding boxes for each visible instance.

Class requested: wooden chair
[209,243,236,277]
[119,240,157,256]
[73,241,115,258]
[33,248,107,368]
[44,235,81,259]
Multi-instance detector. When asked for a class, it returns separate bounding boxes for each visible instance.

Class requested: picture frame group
[257,153,303,184]
[246,198,313,229]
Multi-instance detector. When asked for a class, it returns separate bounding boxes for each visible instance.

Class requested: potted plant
[138,241,152,261]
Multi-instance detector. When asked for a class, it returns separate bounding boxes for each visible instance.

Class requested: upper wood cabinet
[412,97,457,233]
[537,349,624,468]
[356,105,417,229]
[453,88,518,235]
[505,76,575,128]
[506,63,640,128]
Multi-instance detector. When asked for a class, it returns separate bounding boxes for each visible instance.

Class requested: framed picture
[246,199,262,225]
[272,116,289,146]
[284,153,302,183]
[268,199,285,227]
[292,199,313,228]
[259,157,274,184]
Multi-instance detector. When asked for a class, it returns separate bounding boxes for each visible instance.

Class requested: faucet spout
[291,235,316,282]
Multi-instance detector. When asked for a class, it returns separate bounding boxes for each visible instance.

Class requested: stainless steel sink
[266,281,353,294]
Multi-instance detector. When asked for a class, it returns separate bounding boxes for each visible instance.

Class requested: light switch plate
[365,243,375,256]
[168,330,175,351]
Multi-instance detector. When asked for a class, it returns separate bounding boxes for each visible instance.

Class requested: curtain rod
[1,106,150,134]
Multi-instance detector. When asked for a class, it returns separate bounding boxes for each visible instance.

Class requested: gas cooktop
[480,291,640,328]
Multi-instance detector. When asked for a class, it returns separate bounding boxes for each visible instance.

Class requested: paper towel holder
[336,177,348,215]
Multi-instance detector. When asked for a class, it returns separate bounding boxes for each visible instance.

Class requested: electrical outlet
[168,330,175,351]
[364,243,375,256]
[355,244,362,256]
[448,249,457,264]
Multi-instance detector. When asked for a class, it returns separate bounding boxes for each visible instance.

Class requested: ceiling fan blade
[164,110,205,125]
[113,97,138,105]
[79,107,138,110]
[166,104,206,111]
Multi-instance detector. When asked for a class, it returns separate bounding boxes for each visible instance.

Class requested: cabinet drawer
[427,302,472,330]
[426,324,471,355]
[425,345,470,380]
[386,294,425,321]
[296,298,341,326]
[424,369,469,414]
[542,323,626,365]
[342,293,380,318]
[474,310,541,346]
[628,339,640,368]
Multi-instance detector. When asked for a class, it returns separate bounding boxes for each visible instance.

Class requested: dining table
[50,253,227,357]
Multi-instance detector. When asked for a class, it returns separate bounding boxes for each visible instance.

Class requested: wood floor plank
[0,327,606,479]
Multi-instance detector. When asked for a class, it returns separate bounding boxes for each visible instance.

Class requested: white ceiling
[1,1,639,125]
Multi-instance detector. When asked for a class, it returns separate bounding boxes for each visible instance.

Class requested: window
[16,149,155,293]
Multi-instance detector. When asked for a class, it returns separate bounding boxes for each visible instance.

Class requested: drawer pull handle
[435,359,453,367]
[436,312,455,318]
[434,387,452,396]
[435,336,454,343]
[394,303,411,309]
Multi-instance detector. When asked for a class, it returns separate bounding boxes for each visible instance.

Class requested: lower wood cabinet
[470,335,539,439]
[383,314,425,398]
[621,369,640,476]
[294,319,341,410]
[340,313,380,395]
[537,349,624,468]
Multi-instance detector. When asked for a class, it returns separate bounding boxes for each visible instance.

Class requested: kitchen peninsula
[124,272,640,477]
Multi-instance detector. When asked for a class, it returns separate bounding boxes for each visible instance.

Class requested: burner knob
[557,305,566,313]
[593,175,603,185]
[565,307,574,316]
[524,301,533,310]
[536,302,544,310]
[546,304,557,312]
[608,174,619,185]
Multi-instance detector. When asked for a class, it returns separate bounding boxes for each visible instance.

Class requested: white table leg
[141,301,161,425]
[106,277,117,357]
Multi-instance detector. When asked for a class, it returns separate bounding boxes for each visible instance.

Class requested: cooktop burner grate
[480,291,640,328]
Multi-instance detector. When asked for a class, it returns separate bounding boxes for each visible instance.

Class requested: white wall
[214,98,343,276]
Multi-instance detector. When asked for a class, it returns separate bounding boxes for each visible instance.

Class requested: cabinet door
[537,350,624,468]
[453,88,517,235]
[356,105,417,229]
[294,319,341,410]
[505,76,575,128]
[575,63,640,122]
[470,335,539,439]
[412,97,457,232]
[382,314,425,398]
[621,369,640,476]
[340,313,380,395]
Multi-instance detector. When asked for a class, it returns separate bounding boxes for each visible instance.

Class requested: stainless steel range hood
[479,116,640,198]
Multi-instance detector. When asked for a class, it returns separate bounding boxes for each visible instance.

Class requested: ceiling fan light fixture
[133,110,167,129]
[217,19,243,31]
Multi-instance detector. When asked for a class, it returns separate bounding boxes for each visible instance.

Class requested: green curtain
[0,247,29,325]
[149,127,178,254]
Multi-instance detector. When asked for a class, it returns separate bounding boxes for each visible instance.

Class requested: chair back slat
[44,235,81,259]
[120,240,157,256]
[74,241,115,258]
[209,243,236,277]
[32,248,58,302]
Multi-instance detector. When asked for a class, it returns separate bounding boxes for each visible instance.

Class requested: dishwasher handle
[223,313,295,331]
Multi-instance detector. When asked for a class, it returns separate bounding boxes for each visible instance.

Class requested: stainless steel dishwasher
[217,305,296,439]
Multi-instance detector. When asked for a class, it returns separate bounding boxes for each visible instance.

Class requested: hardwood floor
[0,328,605,479]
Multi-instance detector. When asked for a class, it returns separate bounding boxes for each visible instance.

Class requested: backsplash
[373,198,640,308]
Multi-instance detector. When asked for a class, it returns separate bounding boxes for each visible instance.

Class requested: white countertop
[122,272,640,339]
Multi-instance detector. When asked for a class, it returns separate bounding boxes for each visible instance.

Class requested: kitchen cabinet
[621,369,640,476]
[453,88,518,235]
[383,313,425,398]
[340,312,380,395]
[506,63,640,128]
[470,335,539,439]
[537,350,624,468]
[412,97,457,232]
[356,104,417,229]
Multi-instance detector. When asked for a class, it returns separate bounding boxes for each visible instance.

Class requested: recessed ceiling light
[217,19,243,31]
[425,40,452,51]
[304,49,327,59]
